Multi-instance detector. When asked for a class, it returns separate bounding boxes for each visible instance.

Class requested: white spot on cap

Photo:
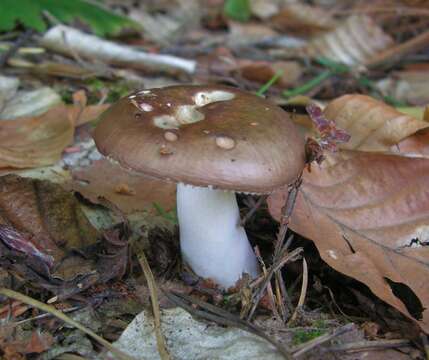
[193,90,235,107]
[164,131,178,142]
[152,89,234,129]
[176,105,204,125]
[140,103,153,112]
[154,115,179,129]
[216,136,235,150]
[327,250,338,260]
[250,122,259,126]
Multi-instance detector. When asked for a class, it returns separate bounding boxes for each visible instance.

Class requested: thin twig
[240,195,267,226]
[275,272,287,319]
[366,28,429,69]
[0,29,34,67]
[0,288,136,360]
[289,257,308,323]
[164,291,294,360]
[255,246,280,319]
[41,25,196,75]
[138,252,171,360]
[247,247,303,321]
[274,174,302,256]
[15,305,81,325]
[292,323,355,358]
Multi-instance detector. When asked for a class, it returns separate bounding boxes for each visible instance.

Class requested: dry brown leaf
[323,94,429,152]
[392,128,429,158]
[249,0,279,19]
[239,60,302,87]
[268,96,429,332]
[227,21,278,47]
[302,15,394,65]
[271,3,338,35]
[376,71,429,105]
[0,175,128,299]
[0,105,74,168]
[0,96,108,169]
[69,89,110,126]
[70,158,176,214]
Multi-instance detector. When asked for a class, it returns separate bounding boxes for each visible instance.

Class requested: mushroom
[94,85,305,288]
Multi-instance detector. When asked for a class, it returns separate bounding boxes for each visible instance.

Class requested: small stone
[215,136,235,150]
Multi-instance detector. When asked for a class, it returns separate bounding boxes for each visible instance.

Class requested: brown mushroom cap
[94,85,305,193]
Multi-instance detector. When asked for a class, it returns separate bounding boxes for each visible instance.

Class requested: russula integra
[94,85,305,288]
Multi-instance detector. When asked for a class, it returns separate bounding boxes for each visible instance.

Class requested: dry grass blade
[164,291,293,360]
[329,338,410,352]
[138,252,171,360]
[0,287,136,360]
[255,246,279,319]
[289,257,308,323]
[247,247,303,321]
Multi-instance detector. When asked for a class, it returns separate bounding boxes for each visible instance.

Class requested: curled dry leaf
[0,94,108,169]
[376,70,429,106]
[227,21,278,47]
[302,15,394,65]
[323,94,429,152]
[271,3,338,35]
[239,60,302,87]
[0,105,74,168]
[70,158,176,214]
[0,175,127,298]
[268,95,429,332]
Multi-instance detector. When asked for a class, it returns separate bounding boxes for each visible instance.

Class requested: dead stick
[240,195,267,226]
[0,29,34,67]
[247,247,303,320]
[164,291,293,360]
[366,28,429,69]
[274,174,302,256]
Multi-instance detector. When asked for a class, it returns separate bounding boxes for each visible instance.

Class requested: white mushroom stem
[177,183,260,288]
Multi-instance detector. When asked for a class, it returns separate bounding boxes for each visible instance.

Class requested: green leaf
[0,0,139,37]
[224,0,251,22]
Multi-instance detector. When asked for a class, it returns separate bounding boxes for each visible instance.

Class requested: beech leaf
[0,105,74,168]
[268,95,429,332]
[0,175,127,298]
[323,94,429,152]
